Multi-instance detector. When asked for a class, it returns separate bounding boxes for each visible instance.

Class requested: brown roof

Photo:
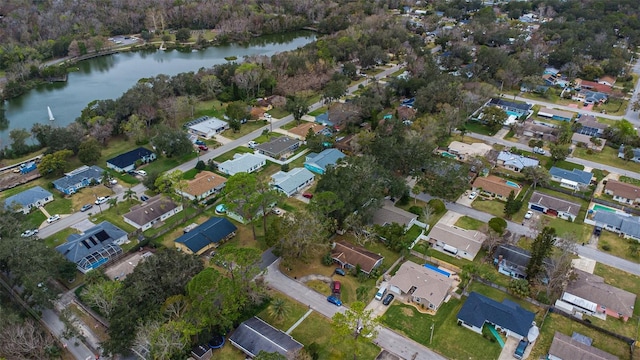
[604,180,640,201]
[472,175,521,198]
[331,241,383,274]
[389,261,453,308]
[186,171,227,197]
[565,269,636,318]
[577,79,612,94]
[598,75,616,85]
[428,223,486,257]
[548,332,618,360]
[577,115,608,130]
[124,195,179,226]
[288,122,326,138]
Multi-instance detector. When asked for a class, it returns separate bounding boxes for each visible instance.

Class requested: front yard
[597,230,639,264]
[454,216,485,230]
[574,146,640,174]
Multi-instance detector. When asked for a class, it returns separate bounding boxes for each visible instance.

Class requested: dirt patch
[0,169,42,192]
[401,307,415,317]
[306,280,331,296]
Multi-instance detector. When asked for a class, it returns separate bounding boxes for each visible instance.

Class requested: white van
[375,286,387,301]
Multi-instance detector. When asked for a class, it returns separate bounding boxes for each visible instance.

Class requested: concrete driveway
[457,191,476,207]
[439,210,464,226]
[498,336,519,360]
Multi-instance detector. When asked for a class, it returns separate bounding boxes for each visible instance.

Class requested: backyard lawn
[381,300,501,360]
[597,230,639,264]
[454,216,485,230]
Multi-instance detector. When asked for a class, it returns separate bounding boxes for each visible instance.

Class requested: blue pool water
[506,110,522,117]
[592,204,615,213]
[505,180,520,188]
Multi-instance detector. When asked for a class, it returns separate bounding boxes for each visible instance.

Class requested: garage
[389,285,401,295]
[529,204,545,213]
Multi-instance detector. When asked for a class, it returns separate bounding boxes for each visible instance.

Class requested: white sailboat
[47,106,55,122]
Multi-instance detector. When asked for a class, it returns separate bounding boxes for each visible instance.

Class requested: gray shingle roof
[218,153,265,175]
[549,332,618,360]
[106,147,154,169]
[229,317,303,357]
[123,195,179,227]
[528,191,582,217]
[4,186,52,209]
[497,151,539,170]
[549,167,593,185]
[255,136,300,157]
[56,221,126,271]
[174,217,237,253]
[52,165,104,190]
[457,292,535,338]
[593,210,640,239]
[270,167,314,195]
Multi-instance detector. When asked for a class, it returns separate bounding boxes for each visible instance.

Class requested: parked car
[248,141,257,149]
[140,195,150,202]
[136,170,147,176]
[302,192,314,199]
[525,210,533,219]
[272,208,282,215]
[198,145,209,151]
[382,293,394,306]
[332,281,341,294]
[95,196,110,205]
[468,191,477,200]
[334,268,346,276]
[513,339,529,359]
[533,147,546,155]
[47,214,60,223]
[109,179,118,185]
[195,140,206,146]
[327,295,342,307]
[80,204,93,212]
[21,229,39,237]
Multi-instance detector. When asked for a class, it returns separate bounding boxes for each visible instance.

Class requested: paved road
[42,309,97,360]
[504,94,624,120]
[467,132,640,179]
[264,260,447,360]
[37,64,403,239]
[623,56,640,126]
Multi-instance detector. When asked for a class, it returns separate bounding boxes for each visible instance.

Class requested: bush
[408,206,422,216]
[397,193,410,206]
[195,160,206,170]
[428,199,446,214]
[488,217,508,235]
[601,243,611,251]
[321,252,333,266]
[280,163,289,172]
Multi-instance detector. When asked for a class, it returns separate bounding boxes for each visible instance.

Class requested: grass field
[454,216,485,230]
[44,227,79,248]
[597,230,639,263]
[574,146,640,173]
[471,198,505,218]
[221,121,268,140]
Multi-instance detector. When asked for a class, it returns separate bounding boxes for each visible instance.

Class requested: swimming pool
[592,204,616,213]
[441,151,457,159]
[505,180,520,188]
[506,110,522,117]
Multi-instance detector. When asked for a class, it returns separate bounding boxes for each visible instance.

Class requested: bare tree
[545,233,577,299]
[0,318,55,359]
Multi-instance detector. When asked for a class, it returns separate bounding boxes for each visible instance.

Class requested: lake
[1,31,316,146]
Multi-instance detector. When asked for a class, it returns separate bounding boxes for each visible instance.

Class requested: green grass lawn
[213,147,254,163]
[182,168,199,180]
[454,216,485,230]
[544,159,585,171]
[44,227,79,248]
[574,146,640,173]
[381,300,501,360]
[257,292,311,332]
[597,230,639,264]
[308,107,327,116]
[143,206,198,237]
[268,107,290,119]
[619,176,640,187]
[89,202,138,233]
[464,121,497,136]
[143,152,197,174]
[221,121,268,140]
[22,211,47,230]
[530,313,632,360]
[471,198,505,218]
[43,193,73,215]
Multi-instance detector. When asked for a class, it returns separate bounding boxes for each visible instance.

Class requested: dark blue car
[327,295,342,306]
[514,339,528,359]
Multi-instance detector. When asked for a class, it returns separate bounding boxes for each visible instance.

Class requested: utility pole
[430,322,434,344]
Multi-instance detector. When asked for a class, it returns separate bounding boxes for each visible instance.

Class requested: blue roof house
[174,217,237,255]
[618,145,640,163]
[496,151,539,172]
[304,149,346,175]
[56,221,127,273]
[549,167,593,191]
[52,165,104,195]
[457,292,535,341]
[593,211,640,242]
[315,112,334,127]
[271,167,315,197]
[4,186,54,214]
[106,147,156,173]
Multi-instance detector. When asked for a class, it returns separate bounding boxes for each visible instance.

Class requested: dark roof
[174,217,237,253]
[528,191,581,217]
[52,165,104,190]
[494,244,532,268]
[229,317,303,357]
[55,221,126,270]
[549,167,593,185]
[457,292,535,337]
[123,195,179,226]
[106,147,154,169]
[255,137,300,156]
[489,98,532,112]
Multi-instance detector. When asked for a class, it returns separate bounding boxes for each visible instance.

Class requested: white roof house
[497,151,539,172]
[218,153,266,176]
[271,168,315,197]
[187,116,229,139]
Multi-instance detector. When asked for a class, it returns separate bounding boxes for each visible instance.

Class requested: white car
[468,191,478,200]
[47,215,60,223]
[95,196,110,205]
[21,229,39,237]
[525,211,533,219]
[136,170,147,176]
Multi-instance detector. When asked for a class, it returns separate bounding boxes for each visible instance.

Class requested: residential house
[537,107,574,122]
[548,332,618,360]
[397,105,417,121]
[558,269,636,322]
[229,317,303,358]
[573,89,609,104]
[287,122,328,139]
[334,134,356,155]
[549,167,594,191]
[218,153,266,176]
[528,191,582,221]
[186,116,229,139]
[56,221,127,273]
[576,115,608,137]
[521,121,559,142]
[304,148,346,175]
[592,211,640,241]
[604,180,640,205]
[190,345,213,360]
[106,147,156,173]
[270,167,315,197]
[177,171,227,201]
[174,217,237,255]
[487,98,533,117]
[472,175,522,201]
[494,244,551,279]
[371,199,418,229]
[427,222,486,261]
[4,186,53,214]
[331,241,383,274]
[597,76,616,87]
[254,136,301,159]
[446,141,493,162]
[123,195,183,231]
[388,261,454,311]
[618,145,640,163]
[52,165,104,195]
[496,151,539,172]
[571,133,606,151]
[315,112,333,127]
[457,292,535,341]
[576,79,612,94]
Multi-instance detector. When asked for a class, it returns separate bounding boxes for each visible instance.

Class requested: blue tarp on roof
[457,292,535,337]
[174,217,237,253]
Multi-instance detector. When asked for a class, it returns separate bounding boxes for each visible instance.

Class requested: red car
[302,192,313,199]
[198,145,209,151]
